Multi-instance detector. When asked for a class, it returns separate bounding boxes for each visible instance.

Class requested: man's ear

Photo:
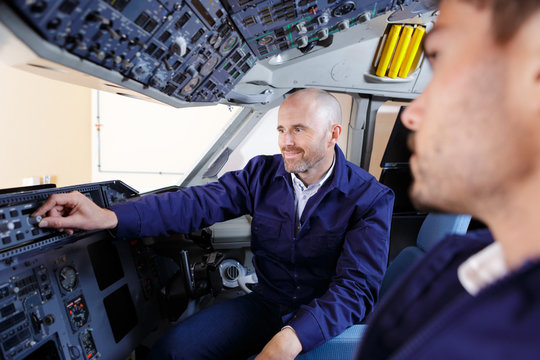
[330,125,342,145]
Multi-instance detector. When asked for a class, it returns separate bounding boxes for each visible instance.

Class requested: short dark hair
[437,0,540,43]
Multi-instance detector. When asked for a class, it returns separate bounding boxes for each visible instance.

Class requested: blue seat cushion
[296,324,368,360]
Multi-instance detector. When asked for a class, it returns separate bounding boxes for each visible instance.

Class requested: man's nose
[401,99,422,131]
[282,132,294,146]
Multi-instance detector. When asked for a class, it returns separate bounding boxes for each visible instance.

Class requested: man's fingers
[32,192,81,217]
[39,215,81,230]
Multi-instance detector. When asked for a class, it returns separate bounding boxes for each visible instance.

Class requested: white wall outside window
[91,90,241,192]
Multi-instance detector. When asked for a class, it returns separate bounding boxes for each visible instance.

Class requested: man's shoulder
[245,154,283,172]
[428,229,494,262]
[338,159,393,200]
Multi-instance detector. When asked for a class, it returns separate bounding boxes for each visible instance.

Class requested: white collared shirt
[457,242,509,296]
[290,158,335,227]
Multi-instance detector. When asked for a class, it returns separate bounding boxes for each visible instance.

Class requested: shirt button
[296,286,300,290]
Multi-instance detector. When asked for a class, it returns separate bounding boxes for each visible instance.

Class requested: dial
[220,35,237,54]
[59,266,78,292]
[66,295,89,331]
[332,1,356,17]
[200,55,220,76]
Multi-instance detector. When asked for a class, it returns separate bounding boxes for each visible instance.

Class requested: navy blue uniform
[112,146,393,354]
[357,229,540,359]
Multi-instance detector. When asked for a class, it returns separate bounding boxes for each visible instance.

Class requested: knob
[186,66,198,77]
[28,216,42,226]
[85,11,103,23]
[0,223,14,232]
[69,345,81,359]
[317,13,329,26]
[46,18,61,30]
[295,22,307,34]
[317,28,329,41]
[112,55,122,65]
[90,47,106,61]
[43,314,55,326]
[357,12,371,24]
[170,36,187,57]
[295,36,309,48]
[30,1,47,13]
[337,20,350,31]
[148,75,165,88]
[102,25,120,40]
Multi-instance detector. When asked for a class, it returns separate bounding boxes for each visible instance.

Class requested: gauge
[66,295,89,331]
[59,265,78,292]
[220,35,237,54]
[257,35,274,46]
[182,77,200,95]
[200,55,220,76]
[208,33,220,46]
[80,329,98,359]
[332,1,356,17]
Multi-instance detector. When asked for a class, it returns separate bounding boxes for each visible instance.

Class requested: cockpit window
[94,90,241,192]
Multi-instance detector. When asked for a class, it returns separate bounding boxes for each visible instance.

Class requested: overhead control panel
[2,0,420,105]
[5,0,257,103]
[226,0,399,59]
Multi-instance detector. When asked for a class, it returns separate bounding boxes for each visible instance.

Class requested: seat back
[296,213,471,360]
[380,213,471,298]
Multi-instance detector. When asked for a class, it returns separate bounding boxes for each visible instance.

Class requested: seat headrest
[417,213,472,252]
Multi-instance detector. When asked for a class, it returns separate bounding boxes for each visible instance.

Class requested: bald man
[35,88,393,359]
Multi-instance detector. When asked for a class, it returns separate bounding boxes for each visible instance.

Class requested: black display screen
[103,284,138,343]
[380,106,413,167]
[379,167,416,214]
[87,237,124,290]
[23,339,61,360]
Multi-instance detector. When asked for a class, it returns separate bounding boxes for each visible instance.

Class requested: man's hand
[33,191,118,235]
[255,327,302,360]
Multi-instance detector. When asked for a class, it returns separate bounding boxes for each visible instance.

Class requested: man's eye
[425,50,439,62]
[295,127,303,132]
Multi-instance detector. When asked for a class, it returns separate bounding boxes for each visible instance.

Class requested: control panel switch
[0,223,14,232]
[295,36,309,48]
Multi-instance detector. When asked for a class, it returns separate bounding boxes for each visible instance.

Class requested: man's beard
[282,146,326,174]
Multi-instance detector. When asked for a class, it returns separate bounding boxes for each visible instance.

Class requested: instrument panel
[0,181,166,360]
[0,181,136,261]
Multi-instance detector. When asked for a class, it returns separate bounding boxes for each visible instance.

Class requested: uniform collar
[457,242,509,296]
[290,156,335,191]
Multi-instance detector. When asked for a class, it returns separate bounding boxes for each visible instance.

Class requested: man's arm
[34,157,264,236]
[255,327,302,360]
[33,191,118,235]
[287,188,394,352]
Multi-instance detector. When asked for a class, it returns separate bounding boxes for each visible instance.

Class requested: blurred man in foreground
[357,0,540,358]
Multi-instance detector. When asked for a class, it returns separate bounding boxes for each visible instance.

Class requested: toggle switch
[317,28,329,41]
[337,20,350,31]
[295,36,309,48]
